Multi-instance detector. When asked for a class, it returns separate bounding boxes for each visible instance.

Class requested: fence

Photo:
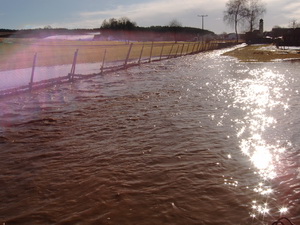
[0,41,235,98]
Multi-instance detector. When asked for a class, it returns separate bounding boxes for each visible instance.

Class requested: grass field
[223,44,300,62]
[0,38,206,71]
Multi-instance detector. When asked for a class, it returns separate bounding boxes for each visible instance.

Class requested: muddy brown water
[0,47,299,225]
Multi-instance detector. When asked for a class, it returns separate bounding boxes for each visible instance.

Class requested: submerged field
[1,45,300,225]
[0,38,205,71]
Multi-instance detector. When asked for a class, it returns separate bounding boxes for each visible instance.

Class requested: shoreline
[222,44,300,62]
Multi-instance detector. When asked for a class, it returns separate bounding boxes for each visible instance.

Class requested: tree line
[100,17,210,34]
[98,17,213,42]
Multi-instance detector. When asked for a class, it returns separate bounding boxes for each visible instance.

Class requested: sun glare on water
[230,67,291,219]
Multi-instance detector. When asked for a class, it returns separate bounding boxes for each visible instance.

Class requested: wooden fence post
[138,44,145,64]
[198,42,202,52]
[69,49,78,81]
[29,53,37,91]
[124,43,133,68]
[191,43,196,54]
[187,44,191,55]
[195,43,198,53]
[180,44,185,56]
[196,42,201,53]
[168,44,174,58]
[101,49,107,74]
[149,42,154,62]
[159,44,164,60]
[175,44,180,57]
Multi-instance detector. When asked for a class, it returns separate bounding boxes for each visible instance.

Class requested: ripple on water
[0,48,300,225]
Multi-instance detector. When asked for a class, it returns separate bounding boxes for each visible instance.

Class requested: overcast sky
[1,0,299,34]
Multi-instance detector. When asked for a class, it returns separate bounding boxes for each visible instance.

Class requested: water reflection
[230,66,291,219]
[1,46,299,225]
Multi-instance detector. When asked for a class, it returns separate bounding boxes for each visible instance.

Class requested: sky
[0,0,299,34]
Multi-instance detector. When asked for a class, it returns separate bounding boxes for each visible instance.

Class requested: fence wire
[0,41,234,97]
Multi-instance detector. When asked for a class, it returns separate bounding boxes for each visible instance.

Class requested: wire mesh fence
[0,40,235,97]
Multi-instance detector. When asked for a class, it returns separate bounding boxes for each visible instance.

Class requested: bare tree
[168,19,182,43]
[101,17,136,30]
[44,25,52,29]
[290,19,300,29]
[169,19,182,28]
[244,0,266,32]
[223,0,248,42]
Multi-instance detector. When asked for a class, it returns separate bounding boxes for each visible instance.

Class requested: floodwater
[0,46,299,225]
[0,62,119,90]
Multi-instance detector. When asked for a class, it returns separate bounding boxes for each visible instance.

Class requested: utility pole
[197,15,208,30]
